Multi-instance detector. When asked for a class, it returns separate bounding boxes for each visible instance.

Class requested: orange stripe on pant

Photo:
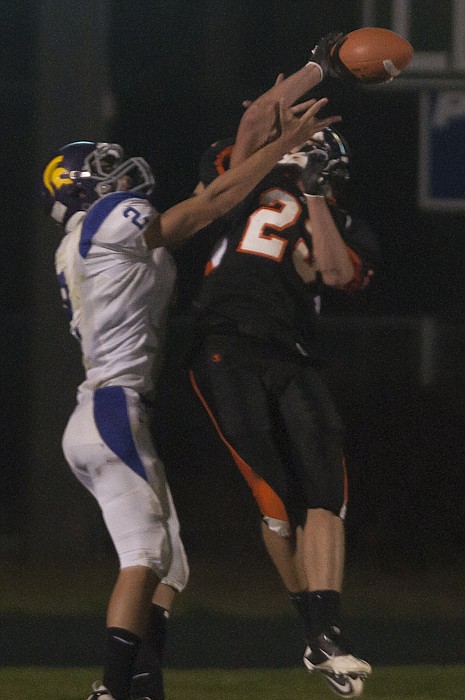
[189,369,289,523]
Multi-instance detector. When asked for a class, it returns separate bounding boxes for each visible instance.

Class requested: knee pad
[95,461,173,579]
[109,494,173,578]
[160,530,190,593]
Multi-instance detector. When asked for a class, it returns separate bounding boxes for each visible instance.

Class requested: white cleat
[303,627,372,697]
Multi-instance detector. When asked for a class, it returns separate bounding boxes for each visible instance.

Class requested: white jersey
[55,192,176,399]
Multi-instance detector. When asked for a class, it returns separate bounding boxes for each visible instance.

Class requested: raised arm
[304,195,356,288]
[230,32,347,168]
[144,98,341,250]
[298,146,357,288]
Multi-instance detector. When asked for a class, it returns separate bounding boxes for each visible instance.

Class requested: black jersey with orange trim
[198,137,236,187]
[195,168,322,358]
[326,203,380,292]
[194,168,379,358]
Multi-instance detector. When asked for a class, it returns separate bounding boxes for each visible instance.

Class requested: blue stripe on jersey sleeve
[80,191,149,258]
[93,385,148,482]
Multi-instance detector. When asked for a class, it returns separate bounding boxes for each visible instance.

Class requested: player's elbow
[320,268,354,288]
[234,101,272,152]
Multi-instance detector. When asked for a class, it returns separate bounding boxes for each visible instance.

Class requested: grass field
[2,665,465,699]
[2,552,465,699]
[1,553,464,620]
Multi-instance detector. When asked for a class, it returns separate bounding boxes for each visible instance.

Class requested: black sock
[289,590,313,644]
[131,604,169,700]
[307,590,341,643]
[103,627,141,700]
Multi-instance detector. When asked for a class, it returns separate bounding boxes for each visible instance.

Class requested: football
[334,27,414,84]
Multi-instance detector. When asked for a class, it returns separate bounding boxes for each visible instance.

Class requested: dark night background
[2,0,465,602]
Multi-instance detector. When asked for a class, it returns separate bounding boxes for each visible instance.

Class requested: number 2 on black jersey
[237,188,302,261]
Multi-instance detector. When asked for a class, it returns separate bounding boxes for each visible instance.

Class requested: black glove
[309,32,355,82]
[300,147,330,195]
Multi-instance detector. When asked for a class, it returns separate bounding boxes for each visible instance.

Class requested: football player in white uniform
[42,95,341,700]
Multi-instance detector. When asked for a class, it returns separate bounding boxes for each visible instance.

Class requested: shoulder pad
[198,137,235,186]
[80,192,150,257]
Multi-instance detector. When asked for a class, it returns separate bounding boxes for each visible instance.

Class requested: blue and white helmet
[42,141,155,225]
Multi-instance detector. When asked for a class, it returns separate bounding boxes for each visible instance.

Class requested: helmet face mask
[278,127,350,196]
[42,141,155,225]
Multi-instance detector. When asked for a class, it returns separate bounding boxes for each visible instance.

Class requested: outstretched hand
[309,31,355,82]
[277,97,341,152]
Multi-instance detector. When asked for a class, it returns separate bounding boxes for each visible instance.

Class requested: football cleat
[303,626,371,697]
[86,682,115,700]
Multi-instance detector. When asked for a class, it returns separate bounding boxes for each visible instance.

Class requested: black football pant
[189,334,347,529]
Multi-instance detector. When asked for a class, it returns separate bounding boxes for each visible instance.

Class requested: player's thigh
[279,366,346,513]
[190,337,288,499]
[123,391,189,587]
[62,393,104,495]
[63,387,173,572]
[64,388,166,497]
[102,387,189,583]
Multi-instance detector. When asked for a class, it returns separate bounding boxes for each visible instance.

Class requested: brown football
[335,27,414,84]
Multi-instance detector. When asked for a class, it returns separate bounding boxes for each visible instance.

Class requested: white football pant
[62,385,189,592]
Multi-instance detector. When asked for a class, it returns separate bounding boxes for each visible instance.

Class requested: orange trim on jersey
[189,369,289,522]
[214,145,234,175]
[204,260,214,276]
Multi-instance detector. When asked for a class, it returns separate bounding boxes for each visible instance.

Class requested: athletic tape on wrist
[305,61,324,81]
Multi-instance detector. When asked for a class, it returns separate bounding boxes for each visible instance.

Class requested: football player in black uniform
[188,125,378,697]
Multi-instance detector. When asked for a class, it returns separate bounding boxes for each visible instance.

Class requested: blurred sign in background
[1,0,465,571]
[419,91,465,210]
